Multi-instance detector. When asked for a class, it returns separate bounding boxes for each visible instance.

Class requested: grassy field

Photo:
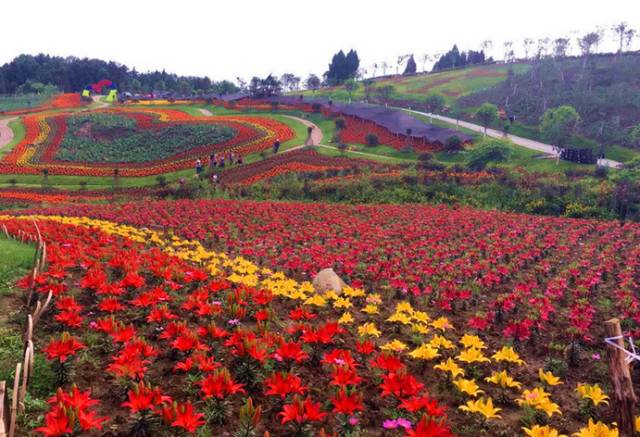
[1,118,26,158]
[0,94,50,113]
[298,63,530,104]
[0,237,34,296]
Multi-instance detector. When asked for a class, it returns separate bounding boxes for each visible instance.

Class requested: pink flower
[348,416,360,426]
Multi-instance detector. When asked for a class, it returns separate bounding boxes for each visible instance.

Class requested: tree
[403,55,417,75]
[177,80,193,96]
[420,54,430,72]
[523,38,535,60]
[578,32,601,68]
[343,79,358,102]
[424,94,445,123]
[362,78,374,101]
[539,105,581,149]
[481,40,493,58]
[503,41,514,63]
[376,85,395,105]
[628,124,640,148]
[248,75,282,98]
[281,73,301,92]
[381,61,389,76]
[536,38,550,59]
[371,63,378,77]
[612,23,635,57]
[553,38,571,59]
[325,49,359,85]
[305,74,321,92]
[475,103,499,135]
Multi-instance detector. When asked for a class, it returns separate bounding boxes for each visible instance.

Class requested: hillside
[299,63,530,105]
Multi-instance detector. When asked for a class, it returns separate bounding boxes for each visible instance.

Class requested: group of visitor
[195,151,244,179]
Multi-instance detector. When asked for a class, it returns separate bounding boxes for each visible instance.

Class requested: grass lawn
[0,236,35,296]
[0,94,50,113]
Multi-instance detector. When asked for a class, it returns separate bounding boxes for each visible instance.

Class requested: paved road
[404,109,624,169]
[0,116,17,152]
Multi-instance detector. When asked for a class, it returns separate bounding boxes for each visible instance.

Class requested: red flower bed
[221,149,388,185]
[338,116,444,152]
[2,93,87,116]
[34,199,640,344]
[1,217,453,436]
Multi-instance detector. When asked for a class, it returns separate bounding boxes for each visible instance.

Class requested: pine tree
[403,55,417,75]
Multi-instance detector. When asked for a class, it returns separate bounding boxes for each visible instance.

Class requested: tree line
[0,54,239,96]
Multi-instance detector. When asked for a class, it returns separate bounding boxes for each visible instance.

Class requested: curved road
[404,109,623,169]
[0,116,17,153]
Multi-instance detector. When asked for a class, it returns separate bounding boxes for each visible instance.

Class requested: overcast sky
[2,0,637,82]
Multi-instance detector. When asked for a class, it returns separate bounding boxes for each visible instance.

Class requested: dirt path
[89,95,110,110]
[281,115,323,146]
[198,108,213,116]
[404,108,624,169]
[0,116,17,153]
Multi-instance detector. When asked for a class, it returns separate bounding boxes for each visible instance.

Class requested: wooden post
[604,318,637,437]
[8,363,20,437]
[0,381,7,437]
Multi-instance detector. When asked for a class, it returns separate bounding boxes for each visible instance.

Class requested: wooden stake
[0,381,7,437]
[8,363,20,437]
[604,318,637,437]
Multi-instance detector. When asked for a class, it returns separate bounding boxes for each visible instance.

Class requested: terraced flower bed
[0,107,294,177]
[55,113,236,163]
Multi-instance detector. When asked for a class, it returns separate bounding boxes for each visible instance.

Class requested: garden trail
[282,115,414,163]
[0,116,17,153]
[404,108,624,169]
[198,108,213,116]
[89,95,110,110]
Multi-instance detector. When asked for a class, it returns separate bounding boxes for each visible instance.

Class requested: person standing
[272,139,281,154]
[195,159,203,176]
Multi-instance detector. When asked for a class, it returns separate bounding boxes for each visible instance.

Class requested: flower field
[6,200,638,435]
[0,93,87,116]
[221,149,391,185]
[0,107,294,177]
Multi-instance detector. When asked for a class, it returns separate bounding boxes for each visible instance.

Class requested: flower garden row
[1,212,633,436]
[0,93,87,116]
[0,107,294,177]
[221,149,393,186]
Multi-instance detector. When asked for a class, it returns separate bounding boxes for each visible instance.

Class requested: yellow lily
[387,312,412,325]
[517,387,562,417]
[460,334,486,350]
[453,378,485,397]
[409,344,440,361]
[539,368,563,386]
[434,358,465,379]
[380,339,408,352]
[457,347,490,364]
[357,322,381,338]
[572,419,618,437]
[458,397,501,419]
[303,294,327,307]
[492,346,525,365]
[338,312,354,324]
[522,425,568,437]
[333,296,352,309]
[361,304,379,314]
[576,383,609,407]
[431,317,454,331]
[485,370,521,389]
[429,335,455,350]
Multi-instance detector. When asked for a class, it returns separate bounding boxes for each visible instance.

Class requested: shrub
[334,117,346,130]
[337,143,348,153]
[444,136,463,153]
[400,145,414,154]
[311,103,322,113]
[593,165,608,179]
[156,175,167,187]
[418,152,433,162]
[365,133,379,147]
[466,141,511,171]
